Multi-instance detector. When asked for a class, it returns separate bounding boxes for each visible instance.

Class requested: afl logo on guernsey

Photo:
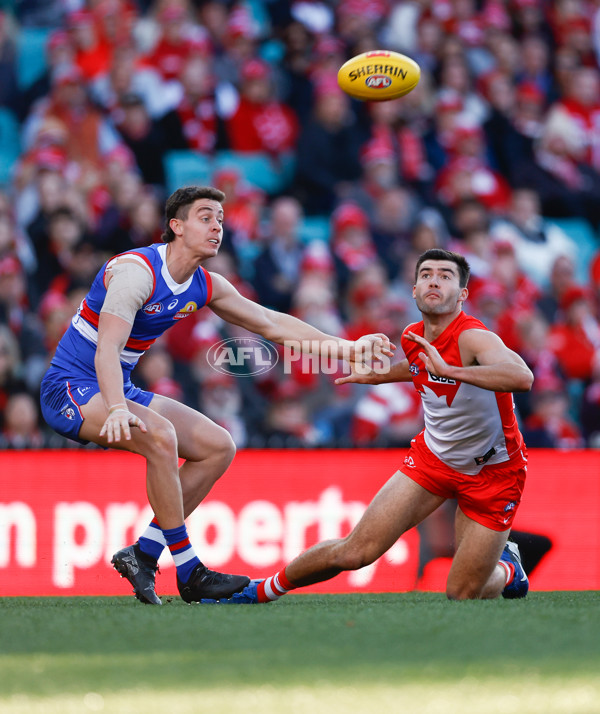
[143,303,163,315]
[174,301,198,320]
[409,363,420,376]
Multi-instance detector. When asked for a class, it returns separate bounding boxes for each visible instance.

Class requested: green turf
[1,592,599,714]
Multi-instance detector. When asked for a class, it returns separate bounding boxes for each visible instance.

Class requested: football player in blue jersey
[40,185,393,605]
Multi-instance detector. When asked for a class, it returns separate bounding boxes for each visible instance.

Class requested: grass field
[1,592,599,714]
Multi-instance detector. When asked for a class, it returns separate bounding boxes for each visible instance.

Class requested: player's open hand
[99,405,147,443]
[350,333,396,360]
[336,333,396,386]
[405,331,451,377]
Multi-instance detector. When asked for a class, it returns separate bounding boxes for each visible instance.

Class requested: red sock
[499,560,515,586]
[256,568,296,603]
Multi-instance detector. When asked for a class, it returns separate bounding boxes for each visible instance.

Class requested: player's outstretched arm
[335,357,412,385]
[208,272,394,361]
[406,328,533,392]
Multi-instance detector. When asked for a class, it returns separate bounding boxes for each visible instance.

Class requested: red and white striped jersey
[401,311,525,475]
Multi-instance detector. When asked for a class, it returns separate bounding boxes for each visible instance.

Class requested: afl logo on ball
[366,74,392,89]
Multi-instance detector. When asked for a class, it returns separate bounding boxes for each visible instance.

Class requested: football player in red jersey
[205,248,534,604]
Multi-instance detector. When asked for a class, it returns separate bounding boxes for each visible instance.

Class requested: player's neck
[165,241,201,284]
[422,308,462,342]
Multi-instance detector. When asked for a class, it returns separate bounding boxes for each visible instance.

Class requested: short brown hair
[161,186,226,243]
[415,248,471,288]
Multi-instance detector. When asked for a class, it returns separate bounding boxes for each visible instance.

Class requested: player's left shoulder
[458,312,489,332]
[457,325,506,363]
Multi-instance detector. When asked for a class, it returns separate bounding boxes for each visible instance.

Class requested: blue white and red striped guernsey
[50,243,212,377]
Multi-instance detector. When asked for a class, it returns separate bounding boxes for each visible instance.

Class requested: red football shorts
[401,432,527,532]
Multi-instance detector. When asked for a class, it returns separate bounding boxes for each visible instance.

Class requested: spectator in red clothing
[344,277,389,343]
[291,270,345,339]
[552,66,600,172]
[329,203,379,293]
[198,371,248,448]
[515,106,600,227]
[436,52,488,125]
[441,0,486,49]
[537,253,579,325]
[225,58,298,155]
[144,4,211,82]
[23,65,121,196]
[435,118,512,212]
[548,285,600,383]
[164,55,225,154]
[135,346,184,402]
[91,41,171,121]
[38,290,72,355]
[212,167,265,247]
[67,9,112,81]
[516,310,564,395]
[512,81,546,146]
[260,379,323,447]
[363,99,432,195]
[590,252,600,317]
[351,380,423,447]
[554,14,596,67]
[0,392,46,449]
[93,0,137,50]
[522,384,585,449]
[490,188,578,288]
[488,240,541,351]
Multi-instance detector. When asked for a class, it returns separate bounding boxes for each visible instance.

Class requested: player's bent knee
[445,583,482,601]
[147,420,178,458]
[215,429,236,465]
[189,422,236,466]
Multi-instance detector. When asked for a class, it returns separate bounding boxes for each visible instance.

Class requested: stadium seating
[16,27,51,89]
[547,217,599,285]
[163,151,212,195]
[163,149,296,196]
[298,215,331,244]
[0,107,21,188]
[214,150,296,194]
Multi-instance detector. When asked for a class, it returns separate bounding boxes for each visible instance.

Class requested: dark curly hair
[161,186,226,243]
[415,249,471,288]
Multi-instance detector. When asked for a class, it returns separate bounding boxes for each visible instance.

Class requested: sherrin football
[337,50,421,102]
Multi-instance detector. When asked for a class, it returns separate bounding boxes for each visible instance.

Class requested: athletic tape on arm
[101,259,154,325]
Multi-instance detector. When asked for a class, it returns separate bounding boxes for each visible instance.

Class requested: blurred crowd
[0,0,600,449]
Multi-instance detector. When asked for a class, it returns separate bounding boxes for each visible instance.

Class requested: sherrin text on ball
[337,50,421,101]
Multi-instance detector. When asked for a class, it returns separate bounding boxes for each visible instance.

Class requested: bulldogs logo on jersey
[174,301,198,320]
[61,406,76,421]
